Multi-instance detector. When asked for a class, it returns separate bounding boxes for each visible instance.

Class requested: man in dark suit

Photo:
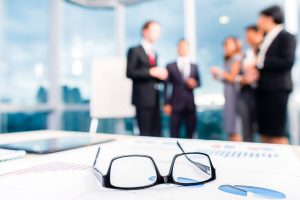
[255,5,297,144]
[164,39,201,138]
[126,21,168,137]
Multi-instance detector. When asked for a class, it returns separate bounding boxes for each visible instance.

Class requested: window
[1,0,49,105]
[0,0,50,133]
[61,3,116,104]
[59,2,117,132]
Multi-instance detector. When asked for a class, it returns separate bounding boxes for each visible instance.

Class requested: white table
[0,130,300,199]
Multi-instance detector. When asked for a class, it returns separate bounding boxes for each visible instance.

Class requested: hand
[210,66,223,80]
[163,105,172,116]
[243,62,254,71]
[253,56,258,66]
[243,67,260,84]
[149,67,168,81]
[243,55,258,70]
[186,78,198,89]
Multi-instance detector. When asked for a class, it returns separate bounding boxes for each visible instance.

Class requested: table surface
[1,130,300,161]
[1,130,300,200]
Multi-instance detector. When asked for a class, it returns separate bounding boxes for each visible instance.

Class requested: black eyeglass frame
[93,142,216,190]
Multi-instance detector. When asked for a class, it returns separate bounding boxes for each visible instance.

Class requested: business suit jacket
[164,62,201,112]
[257,30,297,92]
[126,45,160,107]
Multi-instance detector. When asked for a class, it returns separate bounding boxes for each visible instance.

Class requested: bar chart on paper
[126,138,300,177]
[131,138,284,160]
[195,144,279,159]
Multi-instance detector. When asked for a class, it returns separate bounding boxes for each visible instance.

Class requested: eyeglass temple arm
[93,147,104,176]
[93,147,101,167]
[176,141,211,175]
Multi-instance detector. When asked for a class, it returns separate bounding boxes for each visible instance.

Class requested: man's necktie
[148,52,156,66]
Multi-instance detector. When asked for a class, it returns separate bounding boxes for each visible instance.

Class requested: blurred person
[237,25,264,142]
[256,5,297,144]
[164,39,201,138]
[211,37,243,142]
[126,21,168,137]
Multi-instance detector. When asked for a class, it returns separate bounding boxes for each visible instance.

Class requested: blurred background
[0,0,299,143]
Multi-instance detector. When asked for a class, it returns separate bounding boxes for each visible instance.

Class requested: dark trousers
[170,108,196,139]
[135,106,161,137]
[238,88,256,142]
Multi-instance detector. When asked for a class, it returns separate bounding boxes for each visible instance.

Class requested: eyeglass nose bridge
[162,175,170,183]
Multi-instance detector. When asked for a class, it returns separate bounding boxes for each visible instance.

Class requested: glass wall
[61,3,116,104]
[60,2,116,132]
[1,0,50,105]
[0,0,117,133]
[0,0,50,133]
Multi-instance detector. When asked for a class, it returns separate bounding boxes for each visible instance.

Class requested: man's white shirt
[141,39,155,57]
[177,56,191,80]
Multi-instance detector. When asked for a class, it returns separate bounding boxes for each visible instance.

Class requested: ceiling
[65,0,153,7]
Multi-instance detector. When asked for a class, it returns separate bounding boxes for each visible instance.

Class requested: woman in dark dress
[256,6,297,144]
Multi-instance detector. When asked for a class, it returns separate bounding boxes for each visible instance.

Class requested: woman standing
[211,37,243,142]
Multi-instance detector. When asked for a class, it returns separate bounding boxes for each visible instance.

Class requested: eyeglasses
[92,141,216,190]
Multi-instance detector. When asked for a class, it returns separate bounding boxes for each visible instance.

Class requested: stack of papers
[0,149,26,162]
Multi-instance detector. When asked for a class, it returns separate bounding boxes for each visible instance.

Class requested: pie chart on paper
[218,185,286,199]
